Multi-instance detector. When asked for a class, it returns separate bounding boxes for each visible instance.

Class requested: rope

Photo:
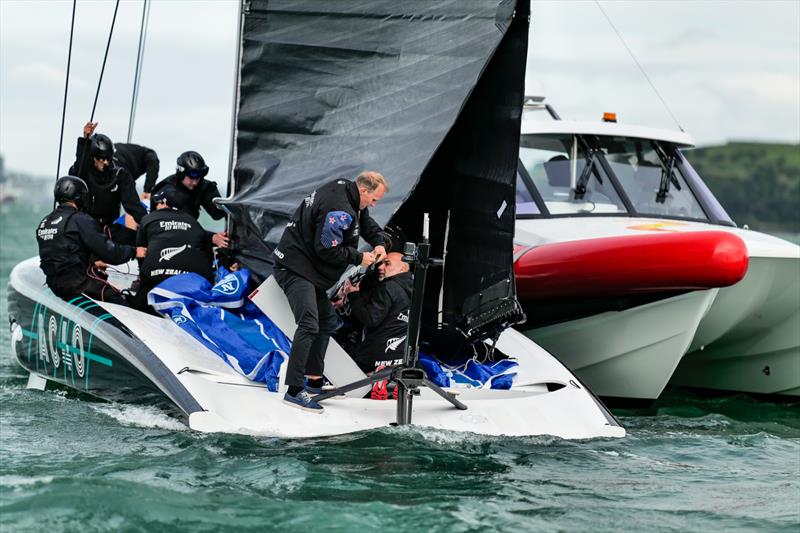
[90,0,121,122]
[127,0,151,143]
[594,1,684,132]
[56,0,77,181]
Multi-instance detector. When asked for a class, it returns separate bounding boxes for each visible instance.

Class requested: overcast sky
[1,0,798,181]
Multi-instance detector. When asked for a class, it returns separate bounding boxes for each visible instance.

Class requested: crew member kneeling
[36,176,145,305]
[132,187,216,314]
[341,252,412,374]
[273,171,389,413]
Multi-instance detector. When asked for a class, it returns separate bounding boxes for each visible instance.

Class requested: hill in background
[684,142,800,233]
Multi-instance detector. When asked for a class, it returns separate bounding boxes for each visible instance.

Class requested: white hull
[671,256,800,396]
[515,217,800,400]
[8,257,624,440]
[523,289,717,401]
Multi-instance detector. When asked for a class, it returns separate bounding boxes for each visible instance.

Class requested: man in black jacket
[114,143,160,198]
[69,122,147,245]
[131,186,217,314]
[341,252,412,374]
[273,171,389,412]
[36,176,146,305]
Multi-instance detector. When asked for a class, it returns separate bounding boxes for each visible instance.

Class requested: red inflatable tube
[514,231,749,301]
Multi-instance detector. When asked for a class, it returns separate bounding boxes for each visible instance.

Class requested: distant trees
[684,142,800,233]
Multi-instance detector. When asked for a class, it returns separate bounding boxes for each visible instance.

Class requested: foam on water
[90,403,188,431]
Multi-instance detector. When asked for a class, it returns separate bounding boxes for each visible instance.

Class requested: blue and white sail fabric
[148,268,291,391]
[419,353,518,390]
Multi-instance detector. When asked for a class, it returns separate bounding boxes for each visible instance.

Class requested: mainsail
[221,0,530,340]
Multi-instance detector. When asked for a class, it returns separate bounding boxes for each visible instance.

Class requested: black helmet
[176,151,208,180]
[151,186,183,210]
[90,133,114,160]
[54,175,89,208]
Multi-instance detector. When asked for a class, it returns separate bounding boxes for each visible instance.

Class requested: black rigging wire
[56,0,77,181]
[594,0,684,132]
[127,0,151,143]
[90,0,121,122]
[76,0,121,180]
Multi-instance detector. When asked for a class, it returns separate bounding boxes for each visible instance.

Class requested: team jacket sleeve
[359,208,387,248]
[313,206,361,267]
[202,181,226,220]
[118,169,147,223]
[348,287,392,328]
[69,137,87,177]
[142,149,160,193]
[77,216,136,265]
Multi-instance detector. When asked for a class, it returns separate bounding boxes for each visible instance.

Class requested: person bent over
[273,171,389,413]
[131,186,217,314]
[36,176,146,305]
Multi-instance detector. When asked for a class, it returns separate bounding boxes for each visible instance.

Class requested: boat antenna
[126,0,151,143]
[89,0,121,122]
[594,1,684,132]
[56,0,77,181]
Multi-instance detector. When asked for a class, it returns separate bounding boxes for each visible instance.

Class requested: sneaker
[283,390,324,413]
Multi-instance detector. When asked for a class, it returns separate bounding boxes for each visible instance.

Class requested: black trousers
[273,268,338,388]
[49,275,127,306]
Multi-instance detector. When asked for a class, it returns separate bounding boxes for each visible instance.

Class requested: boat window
[515,172,540,215]
[519,135,628,215]
[600,138,708,220]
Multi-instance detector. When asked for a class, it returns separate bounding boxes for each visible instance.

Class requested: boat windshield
[519,134,627,215]
[599,138,708,220]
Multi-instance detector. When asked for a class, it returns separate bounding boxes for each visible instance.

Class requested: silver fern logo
[159,244,188,262]
[385,335,406,353]
[50,216,63,225]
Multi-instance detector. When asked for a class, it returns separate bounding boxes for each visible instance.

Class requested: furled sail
[221,0,530,341]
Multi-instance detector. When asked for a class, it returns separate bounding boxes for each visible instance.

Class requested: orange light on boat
[602,112,617,123]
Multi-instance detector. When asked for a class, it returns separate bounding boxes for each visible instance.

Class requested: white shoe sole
[282,398,324,414]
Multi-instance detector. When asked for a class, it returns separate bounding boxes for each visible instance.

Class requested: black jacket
[36,204,136,288]
[150,174,225,220]
[69,137,147,226]
[114,143,160,193]
[349,271,413,371]
[137,208,213,282]
[273,179,386,290]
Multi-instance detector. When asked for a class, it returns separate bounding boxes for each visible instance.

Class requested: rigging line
[90,0,121,122]
[127,0,151,143]
[594,0,684,132]
[56,0,78,181]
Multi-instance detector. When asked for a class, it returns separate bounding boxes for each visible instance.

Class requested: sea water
[1,202,798,532]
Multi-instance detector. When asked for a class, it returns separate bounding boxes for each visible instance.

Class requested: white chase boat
[7,0,624,439]
[513,97,800,402]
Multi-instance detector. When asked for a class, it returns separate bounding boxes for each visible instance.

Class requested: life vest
[36,206,82,278]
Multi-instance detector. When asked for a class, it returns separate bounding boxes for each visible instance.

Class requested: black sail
[221,0,530,340]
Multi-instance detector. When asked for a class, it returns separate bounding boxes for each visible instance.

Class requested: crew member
[113,142,160,198]
[150,151,226,219]
[150,151,229,248]
[36,176,145,305]
[69,122,147,244]
[273,171,389,412]
[340,252,412,375]
[132,186,217,314]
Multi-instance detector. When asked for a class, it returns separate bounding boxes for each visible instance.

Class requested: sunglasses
[94,156,111,163]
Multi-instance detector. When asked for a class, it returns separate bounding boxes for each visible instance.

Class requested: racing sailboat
[7,0,624,439]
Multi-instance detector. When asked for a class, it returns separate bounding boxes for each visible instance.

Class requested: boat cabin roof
[521,118,695,148]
